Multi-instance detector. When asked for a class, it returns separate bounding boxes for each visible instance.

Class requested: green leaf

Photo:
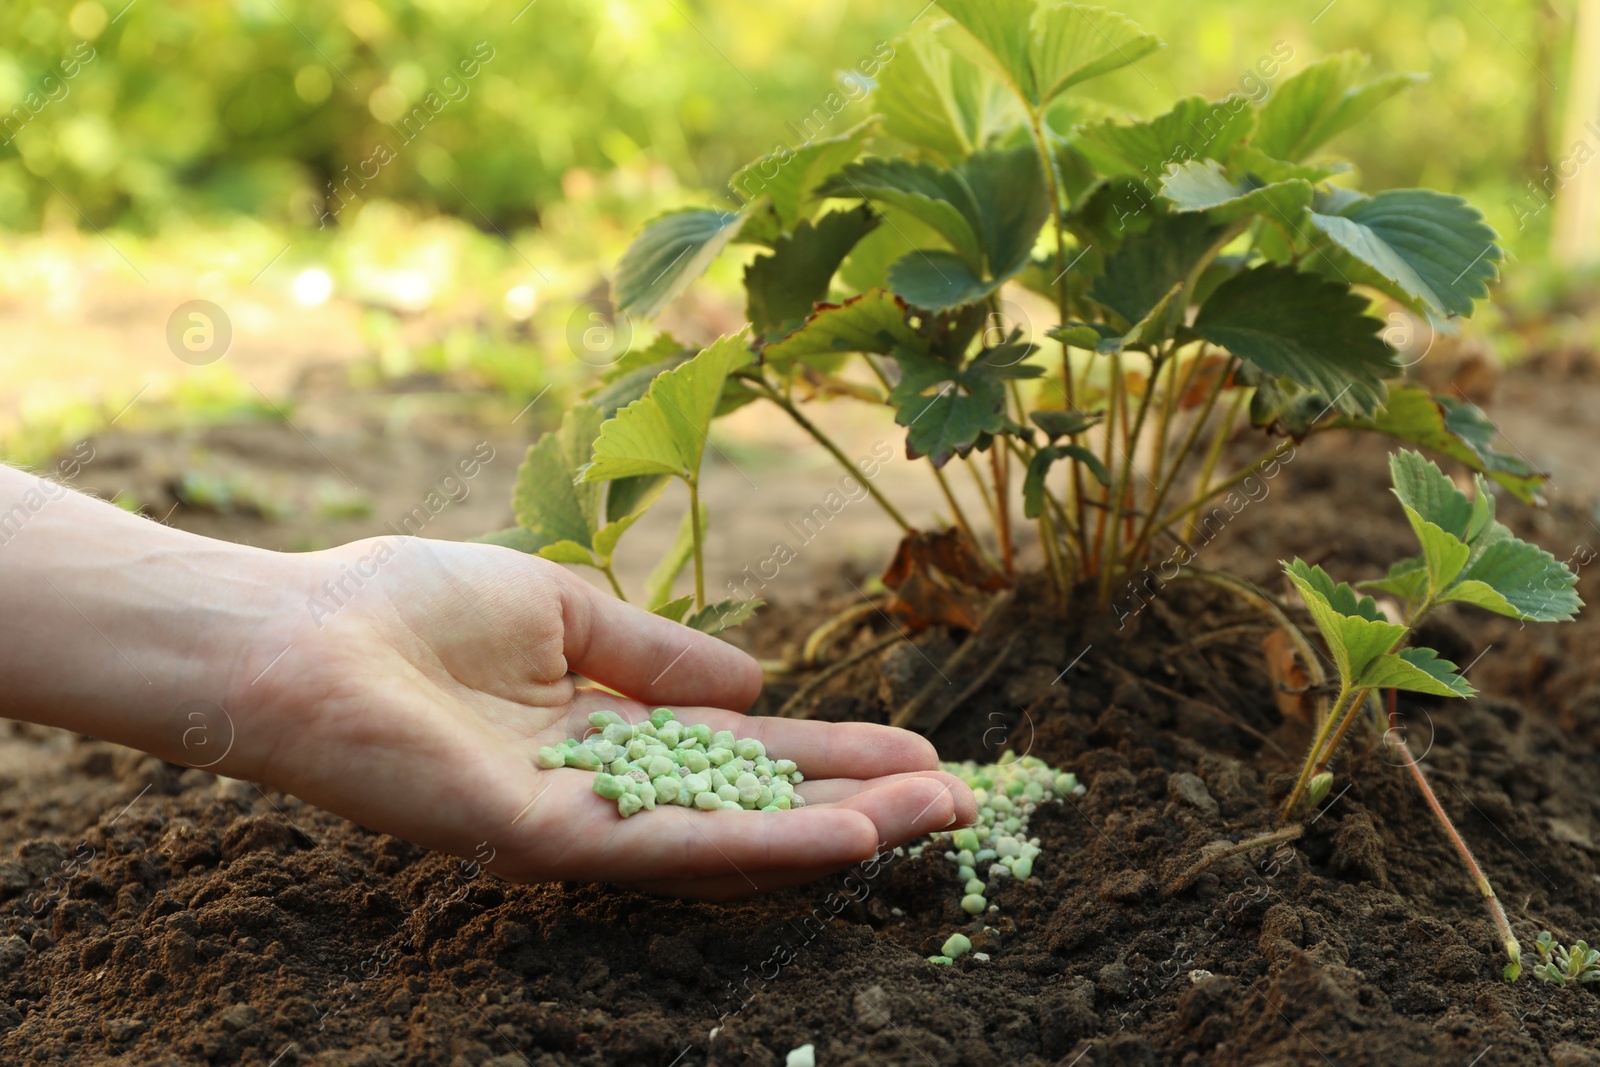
[644,505,705,611]
[1072,95,1256,178]
[585,336,754,483]
[817,158,985,266]
[1192,264,1397,416]
[1386,450,1582,622]
[605,473,670,525]
[1023,443,1109,519]
[614,208,748,319]
[1027,5,1162,103]
[1449,540,1582,622]
[1398,506,1472,597]
[1308,189,1502,318]
[938,1,1163,106]
[1357,646,1476,698]
[888,249,996,311]
[960,144,1050,278]
[1048,321,1122,350]
[1030,408,1101,440]
[512,404,606,548]
[762,289,925,372]
[1334,387,1546,504]
[890,349,1009,466]
[536,540,598,566]
[821,146,1048,301]
[728,121,873,228]
[589,345,694,420]
[686,598,764,634]
[652,595,695,624]
[591,510,646,568]
[745,205,879,338]
[875,24,1018,161]
[1159,160,1313,226]
[1088,213,1228,327]
[1285,559,1403,683]
[1362,557,1430,603]
[1388,449,1475,537]
[1254,52,1422,162]
[472,526,552,553]
[1227,145,1350,186]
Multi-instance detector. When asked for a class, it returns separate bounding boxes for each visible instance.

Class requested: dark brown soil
[5,409,1600,1066]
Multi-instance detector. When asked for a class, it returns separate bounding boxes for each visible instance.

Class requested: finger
[570,776,955,884]
[824,775,961,850]
[552,568,762,711]
[558,690,942,780]
[555,802,881,883]
[799,770,977,828]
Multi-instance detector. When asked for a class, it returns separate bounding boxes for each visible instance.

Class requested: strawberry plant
[481,335,763,632]
[497,1,1542,625]
[1278,450,1581,980]
[486,5,1582,960]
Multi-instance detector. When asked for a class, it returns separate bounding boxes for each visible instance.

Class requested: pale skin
[0,465,976,899]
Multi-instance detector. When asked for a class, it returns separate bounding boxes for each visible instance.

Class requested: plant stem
[1129,361,1233,564]
[933,463,979,545]
[1282,683,1356,817]
[992,443,1014,574]
[1026,106,1088,560]
[1151,348,1202,491]
[964,453,999,528]
[1389,718,1523,980]
[601,564,628,602]
[1026,108,1072,388]
[687,478,706,611]
[1091,355,1120,576]
[1286,593,1437,815]
[756,381,914,533]
[1182,386,1249,543]
[1152,441,1294,535]
[1108,353,1162,579]
[1039,510,1068,598]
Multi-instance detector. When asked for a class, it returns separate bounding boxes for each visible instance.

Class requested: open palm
[230,538,975,899]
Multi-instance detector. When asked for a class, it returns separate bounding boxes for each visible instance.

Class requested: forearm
[0,464,293,769]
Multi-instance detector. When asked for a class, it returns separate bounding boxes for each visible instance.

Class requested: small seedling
[1530,932,1600,986]
[481,337,760,633]
[542,708,805,817]
[1280,449,1581,980]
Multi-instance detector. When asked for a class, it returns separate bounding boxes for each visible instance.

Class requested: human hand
[225,537,975,898]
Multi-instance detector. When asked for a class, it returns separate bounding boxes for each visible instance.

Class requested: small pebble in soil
[908,754,1084,962]
[785,1043,816,1067]
[544,708,805,817]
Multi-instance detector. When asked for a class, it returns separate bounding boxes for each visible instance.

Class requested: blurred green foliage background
[0,0,1578,248]
[1,0,1594,476]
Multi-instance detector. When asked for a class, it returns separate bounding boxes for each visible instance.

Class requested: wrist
[0,465,302,777]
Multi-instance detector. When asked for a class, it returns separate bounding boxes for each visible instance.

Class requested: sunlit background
[1,0,1595,553]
